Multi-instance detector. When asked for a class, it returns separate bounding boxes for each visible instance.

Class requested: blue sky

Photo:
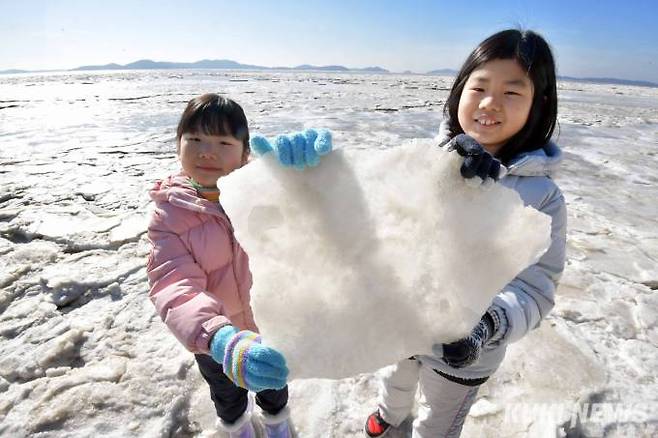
[1,0,657,82]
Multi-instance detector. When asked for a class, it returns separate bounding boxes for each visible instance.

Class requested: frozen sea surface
[1,70,657,437]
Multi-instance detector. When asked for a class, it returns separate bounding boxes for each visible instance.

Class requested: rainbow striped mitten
[209,325,289,393]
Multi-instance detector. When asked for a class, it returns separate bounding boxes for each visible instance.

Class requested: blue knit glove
[250,128,333,170]
[209,325,289,392]
[446,134,505,184]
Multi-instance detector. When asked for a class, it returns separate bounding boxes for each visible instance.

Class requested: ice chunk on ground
[220,139,552,379]
[39,250,144,307]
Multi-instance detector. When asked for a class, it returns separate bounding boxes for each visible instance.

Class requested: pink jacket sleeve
[147,224,231,354]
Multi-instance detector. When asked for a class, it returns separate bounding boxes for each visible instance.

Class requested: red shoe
[364,411,391,437]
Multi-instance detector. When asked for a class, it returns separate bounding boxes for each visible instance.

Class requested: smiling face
[457,58,534,156]
[178,130,247,187]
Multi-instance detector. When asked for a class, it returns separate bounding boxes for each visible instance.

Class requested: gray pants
[378,358,479,438]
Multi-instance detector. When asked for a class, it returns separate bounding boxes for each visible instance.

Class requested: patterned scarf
[188,178,220,203]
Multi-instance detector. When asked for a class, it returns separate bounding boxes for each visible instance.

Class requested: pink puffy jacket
[146,174,257,354]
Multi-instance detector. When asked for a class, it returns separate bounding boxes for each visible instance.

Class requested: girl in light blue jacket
[365,29,567,438]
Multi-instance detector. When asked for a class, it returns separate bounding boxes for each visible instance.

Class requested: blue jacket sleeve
[490,184,567,344]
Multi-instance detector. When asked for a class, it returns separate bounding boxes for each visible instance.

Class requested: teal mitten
[209,325,289,392]
[250,128,333,170]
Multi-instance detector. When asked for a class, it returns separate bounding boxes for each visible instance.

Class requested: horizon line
[1,58,657,88]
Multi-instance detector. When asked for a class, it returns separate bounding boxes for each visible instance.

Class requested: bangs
[180,105,248,141]
[176,94,250,148]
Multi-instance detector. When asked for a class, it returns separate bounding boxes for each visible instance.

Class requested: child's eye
[505,91,521,96]
[471,87,485,92]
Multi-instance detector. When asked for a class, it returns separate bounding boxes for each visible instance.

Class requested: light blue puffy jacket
[421,123,568,380]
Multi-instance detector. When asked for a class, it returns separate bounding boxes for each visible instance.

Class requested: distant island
[1,59,656,88]
[557,75,658,89]
[426,68,459,75]
[1,69,29,74]
[70,59,390,74]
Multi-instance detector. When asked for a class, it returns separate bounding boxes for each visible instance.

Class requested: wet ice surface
[1,70,657,437]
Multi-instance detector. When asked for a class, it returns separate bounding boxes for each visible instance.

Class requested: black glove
[441,311,496,369]
[446,134,503,182]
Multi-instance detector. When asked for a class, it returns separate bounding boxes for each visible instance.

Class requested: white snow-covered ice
[220,142,550,379]
[0,70,657,437]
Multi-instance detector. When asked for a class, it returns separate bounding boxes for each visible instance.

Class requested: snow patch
[221,140,551,378]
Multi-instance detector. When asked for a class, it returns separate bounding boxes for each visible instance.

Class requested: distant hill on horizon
[557,75,658,89]
[1,59,656,88]
[69,59,391,74]
[426,68,458,75]
[1,69,29,74]
[426,69,658,88]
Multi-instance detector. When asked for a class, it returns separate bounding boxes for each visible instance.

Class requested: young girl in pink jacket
[146,93,331,438]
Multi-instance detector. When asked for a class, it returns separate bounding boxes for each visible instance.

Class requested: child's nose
[479,94,502,111]
[197,143,216,158]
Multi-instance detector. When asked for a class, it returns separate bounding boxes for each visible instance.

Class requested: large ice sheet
[219,139,551,379]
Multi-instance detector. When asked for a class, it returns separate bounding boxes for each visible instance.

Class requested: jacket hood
[436,120,563,177]
[504,141,563,177]
[149,173,224,217]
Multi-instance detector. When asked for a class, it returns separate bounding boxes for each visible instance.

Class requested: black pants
[195,354,289,424]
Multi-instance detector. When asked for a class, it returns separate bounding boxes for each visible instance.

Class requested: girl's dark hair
[176,93,250,153]
[443,29,558,164]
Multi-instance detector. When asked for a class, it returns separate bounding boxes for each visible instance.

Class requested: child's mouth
[475,118,501,126]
